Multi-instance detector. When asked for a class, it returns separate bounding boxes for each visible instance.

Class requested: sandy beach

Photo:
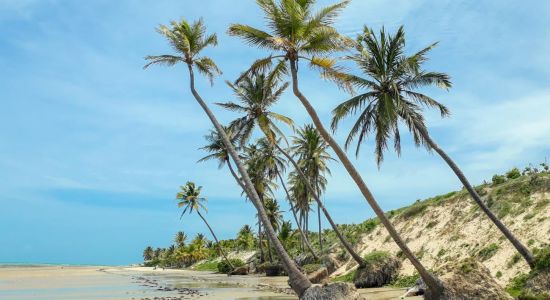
[0,265,418,300]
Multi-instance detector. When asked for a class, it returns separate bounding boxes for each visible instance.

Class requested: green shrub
[533,246,550,271]
[437,248,447,257]
[507,253,521,268]
[506,168,521,179]
[506,273,529,297]
[303,263,323,274]
[391,273,420,287]
[492,175,506,185]
[496,271,502,278]
[477,243,499,261]
[217,259,244,274]
[194,260,218,271]
[363,250,390,265]
[333,271,355,282]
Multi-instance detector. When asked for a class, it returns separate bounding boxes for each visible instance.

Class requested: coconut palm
[219,69,359,264]
[143,246,154,261]
[263,197,284,262]
[229,1,443,296]
[292,124,332,251]
[198,126,245,190]
[331,26,535,268]
[175,231,187,248]
[145,18,311,295]
[237,225,256,250]
[279,220,297,250]
[176,181,233,269]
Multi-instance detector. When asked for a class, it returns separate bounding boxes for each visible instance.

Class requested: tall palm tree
[176,181,233,269]
[237,225,256,250]
[145,18,311,295]
[219,69,360,264]
[229,1,444,297]
[198,126,246,190]
[331,26,535,268]
[263,197,284,262]
[292,124,332,252]
[175,231,187,248]
[143,246,154,261]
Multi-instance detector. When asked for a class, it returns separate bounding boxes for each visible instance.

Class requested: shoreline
[0,264,419,299]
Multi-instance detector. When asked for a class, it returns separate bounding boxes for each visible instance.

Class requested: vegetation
[141,0,550,296]
[218,259,245,274]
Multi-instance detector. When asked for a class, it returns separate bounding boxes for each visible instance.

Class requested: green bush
[303,263,323,274]
[363,250,390,265]
[533,246,550,271]
[333,271,355,282]
[217,258,244,274]
[506,168,522,179]
[391,273,420,287]
[492,174,506,185]
[477,243,499,261]
[506,273,529,297]
[507,253,521,268]
[194,260,219,271]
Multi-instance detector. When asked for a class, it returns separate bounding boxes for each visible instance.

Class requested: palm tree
[292,124,332,252]
[229,1,444,296]
[198,126,246,190]
[145,18,311,295]
[143,246,154,261]
[176,181,233,269]
[237,225,256,250]
[263,197,284,262]
[331,26,535,268]
[175,231,187,248]
[219,69,360,264]
[279,220,297,250]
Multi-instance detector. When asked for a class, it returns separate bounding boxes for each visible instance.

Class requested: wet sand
[0,265,419,299]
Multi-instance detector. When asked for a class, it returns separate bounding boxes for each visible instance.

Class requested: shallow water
[0,266,296,300]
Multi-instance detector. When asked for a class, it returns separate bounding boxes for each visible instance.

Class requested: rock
[322,254,342,274]
[522,269,550,299]
[229,266,248,275]
[300,282,362,300]
[307,267,329,284]
[436,259,512,300]
[353,253,401,288]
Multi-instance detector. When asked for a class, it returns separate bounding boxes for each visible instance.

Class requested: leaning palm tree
[145,18,311,295]
[176,181,234,269]
[175,231,187,248]
[198,126,246,190]
[219,69,360,265]
[292,124,333,252]
[229,1,443,296]
[331,26,535,268]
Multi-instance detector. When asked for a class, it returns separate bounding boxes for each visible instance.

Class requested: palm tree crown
[218,69,293,146]
[176,181,207,217]
[228,0,351,83]
[198,126,240,168]
[144,18,221,84]
[331,26,452,164]
[292,124,332,191]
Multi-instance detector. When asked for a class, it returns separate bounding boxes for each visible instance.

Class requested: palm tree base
[300,282,361,300]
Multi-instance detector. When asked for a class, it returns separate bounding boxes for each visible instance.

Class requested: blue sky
[0,0,549,265]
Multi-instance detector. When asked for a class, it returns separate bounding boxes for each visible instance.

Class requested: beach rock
[307,267,328,284]
[229,266,248,275]
[436,258,512,300]
[353,254,400,288]
[321,254,341,274]
[300,282,362,300]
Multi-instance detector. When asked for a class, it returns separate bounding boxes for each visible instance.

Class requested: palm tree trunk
[274,142,365,267]
[289,60,444,298]
[276,171,318,259]
[420,129,535,268]
[318,203,322,252]
[227,158,245,191]
[186,63,311,296]
[258,218,265,263]
[196,211,234,270]
[266,230,274,263]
